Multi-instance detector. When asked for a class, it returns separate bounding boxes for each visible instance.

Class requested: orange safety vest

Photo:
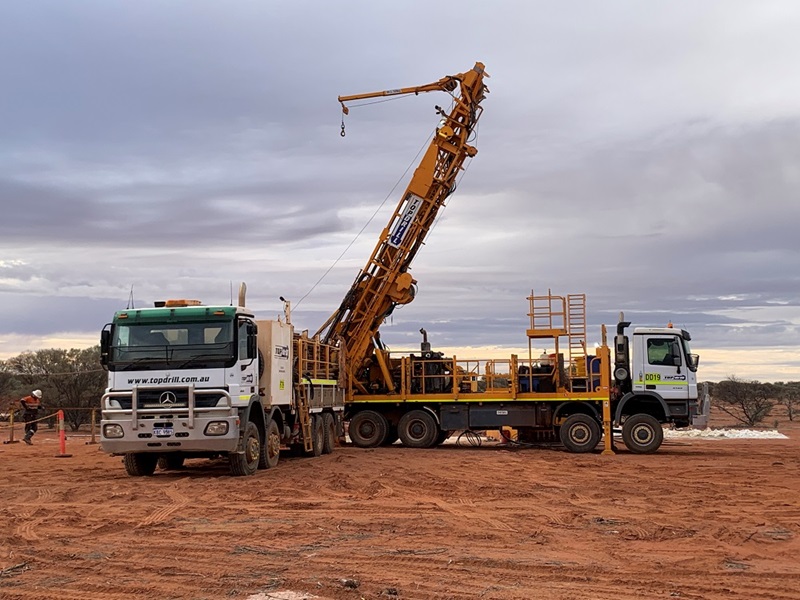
[21,395,41,411]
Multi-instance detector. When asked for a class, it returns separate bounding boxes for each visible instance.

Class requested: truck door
[234,319,258,398]
[640,335,689,401]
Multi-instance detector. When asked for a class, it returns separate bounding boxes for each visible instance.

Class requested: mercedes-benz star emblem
[159,391,177,406]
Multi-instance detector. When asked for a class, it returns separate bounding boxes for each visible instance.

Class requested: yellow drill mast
[316,62,489,395]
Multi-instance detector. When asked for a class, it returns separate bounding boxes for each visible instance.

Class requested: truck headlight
[103,424,124,438]
[204,421,229,436]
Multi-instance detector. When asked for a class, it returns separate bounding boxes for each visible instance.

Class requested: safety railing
[370,350,610,401]
[295,335,341,382]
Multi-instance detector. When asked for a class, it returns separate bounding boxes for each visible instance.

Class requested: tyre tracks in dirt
[136,480,191,528]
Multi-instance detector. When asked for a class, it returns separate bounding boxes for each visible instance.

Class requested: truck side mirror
[100,325,111,366]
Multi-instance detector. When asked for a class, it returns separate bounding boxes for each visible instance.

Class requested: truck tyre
[124,453,158,477]
[349,410,388,448]
[229,421,260,476]
[559,414,601,453]
[310,414,324,457]
[322,412,336,454]
[398,410,439,448]
[259,419,281,469]
[157,454,185,471]
[622,413,664,454]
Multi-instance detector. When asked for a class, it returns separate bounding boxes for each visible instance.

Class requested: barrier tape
[2,409,74,458]
[2,410,58,445]
[17,412,59,426]
[1,408,99,445]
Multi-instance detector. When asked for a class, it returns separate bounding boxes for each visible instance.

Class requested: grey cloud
[0,176,349,247]
[0,295,117,337]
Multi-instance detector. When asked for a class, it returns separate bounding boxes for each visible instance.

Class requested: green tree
[7,346,106,431]
[776,382,800,421]
[713,376,775,427]
[0,360,26,416]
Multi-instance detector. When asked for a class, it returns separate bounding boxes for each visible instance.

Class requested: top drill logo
[388,193,424,248]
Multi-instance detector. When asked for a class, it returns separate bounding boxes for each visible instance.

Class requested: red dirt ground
[1,414,799,600]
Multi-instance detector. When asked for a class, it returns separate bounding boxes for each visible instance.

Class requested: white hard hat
[32,389,42,398]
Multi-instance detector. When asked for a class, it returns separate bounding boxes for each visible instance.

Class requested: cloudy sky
[1,1,798,382]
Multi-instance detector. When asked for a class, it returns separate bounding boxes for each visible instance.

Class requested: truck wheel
[229,421,260,476]
[259,419,281,469]
[124,453,158,476]
[349,410,388,448]
[622,414,664,454]
[559,414,601,453]
[322,412,336,454]
[398,410,439,448]
[157,454,185,471]
[309,414,324,457]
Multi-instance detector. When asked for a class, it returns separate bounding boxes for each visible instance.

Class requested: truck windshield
[109,321,235,370]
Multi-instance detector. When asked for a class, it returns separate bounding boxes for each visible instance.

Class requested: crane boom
[337,74,460,114]
[316,62,489,395]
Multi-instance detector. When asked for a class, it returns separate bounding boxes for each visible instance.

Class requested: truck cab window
[647,338,677,366]
[238,321,250,360]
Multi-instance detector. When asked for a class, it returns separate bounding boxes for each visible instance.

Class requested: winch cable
[295,130,434,310]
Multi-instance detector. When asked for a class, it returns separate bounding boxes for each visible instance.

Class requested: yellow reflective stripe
[353,396,601,403]
[308,379,338,386]
[238,394,251,401]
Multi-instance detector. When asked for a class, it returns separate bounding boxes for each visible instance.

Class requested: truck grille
[116,389,223,410]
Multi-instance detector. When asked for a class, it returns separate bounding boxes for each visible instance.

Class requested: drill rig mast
[316,62,489,395]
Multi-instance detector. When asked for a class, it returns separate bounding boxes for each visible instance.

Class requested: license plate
[153,427,173,437]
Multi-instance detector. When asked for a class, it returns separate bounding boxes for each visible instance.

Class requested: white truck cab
[99,302,260,457]
[631,327,699,400]
[99,296,344,476]
[613,321,700,438]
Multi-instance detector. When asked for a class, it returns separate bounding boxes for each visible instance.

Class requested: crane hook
[340,102,349,137]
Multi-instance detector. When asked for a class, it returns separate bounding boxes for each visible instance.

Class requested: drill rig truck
[318,62,701,453]
[99,286,344,476]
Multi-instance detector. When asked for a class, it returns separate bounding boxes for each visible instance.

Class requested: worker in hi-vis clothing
[20,390,44,445]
